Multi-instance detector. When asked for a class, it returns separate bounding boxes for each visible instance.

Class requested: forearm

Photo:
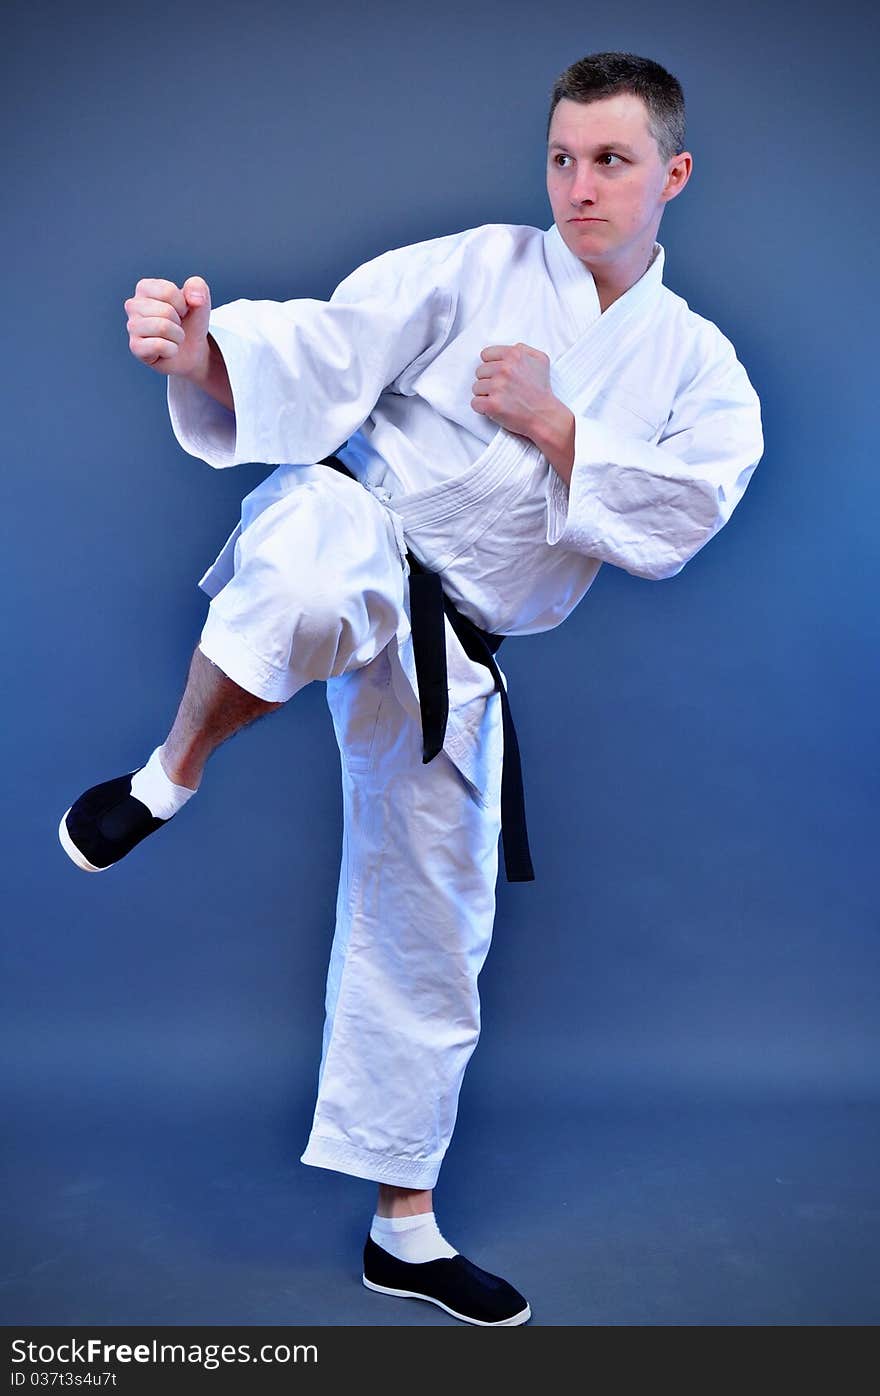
[184,332,234,413]
[528,397,575,484]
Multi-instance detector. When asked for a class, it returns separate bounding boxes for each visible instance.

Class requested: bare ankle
[158,743,202,792]
[375,1185,433,1218]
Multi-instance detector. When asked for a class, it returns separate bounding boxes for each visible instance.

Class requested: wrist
[182,334,234,413]
[183,335,215,389]
[529,396,575,485]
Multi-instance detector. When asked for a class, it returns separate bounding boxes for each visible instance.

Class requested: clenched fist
[124,276,212,379]
[471,341,575,478]
[470,342,556,438]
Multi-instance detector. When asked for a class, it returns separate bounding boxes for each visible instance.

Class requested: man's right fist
[124,276,212,378]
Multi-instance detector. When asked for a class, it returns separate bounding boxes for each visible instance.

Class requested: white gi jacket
[167,220,764,802]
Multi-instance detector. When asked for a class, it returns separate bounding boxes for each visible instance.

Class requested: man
[58,52,763,1326]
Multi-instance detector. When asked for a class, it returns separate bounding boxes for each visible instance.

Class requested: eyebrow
[548,140,638,156]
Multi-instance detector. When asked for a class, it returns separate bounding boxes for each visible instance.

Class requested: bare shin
[160,645,283,789]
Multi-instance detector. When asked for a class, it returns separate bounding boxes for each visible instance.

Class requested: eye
[552,153,572,167]
[599,153,624,166]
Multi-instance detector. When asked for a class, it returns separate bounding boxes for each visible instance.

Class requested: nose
[569,168,599,207]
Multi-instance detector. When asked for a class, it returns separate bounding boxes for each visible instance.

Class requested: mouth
[570,217,605,223]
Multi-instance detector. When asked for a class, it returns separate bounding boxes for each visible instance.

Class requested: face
[546,94,691,277]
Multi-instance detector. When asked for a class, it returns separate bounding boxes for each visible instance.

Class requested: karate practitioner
[58,52,763,1325]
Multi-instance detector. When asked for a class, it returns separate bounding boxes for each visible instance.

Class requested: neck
[586,241,657,314]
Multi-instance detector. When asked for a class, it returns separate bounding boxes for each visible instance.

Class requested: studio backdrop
[3,0,876,1191]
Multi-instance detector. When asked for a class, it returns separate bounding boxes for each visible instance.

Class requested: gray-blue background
[3,0,878,1326]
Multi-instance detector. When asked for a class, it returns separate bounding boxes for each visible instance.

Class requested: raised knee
[295,584,355,642]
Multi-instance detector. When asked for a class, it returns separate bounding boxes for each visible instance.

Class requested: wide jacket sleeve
[166,245,455,468]
[544,337,764,580]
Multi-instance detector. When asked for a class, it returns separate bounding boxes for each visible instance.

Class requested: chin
[563,226,608,256]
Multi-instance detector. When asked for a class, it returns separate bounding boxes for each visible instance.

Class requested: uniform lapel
[542,219,602,338]
[542,222,666,405]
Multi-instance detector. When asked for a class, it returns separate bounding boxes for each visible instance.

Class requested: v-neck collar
[542,220,665,339]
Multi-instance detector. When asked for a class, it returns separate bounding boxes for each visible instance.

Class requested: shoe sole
[362,1275,531,1326]
[58,808,107,873]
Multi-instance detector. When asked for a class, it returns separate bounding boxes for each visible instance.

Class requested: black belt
[319,454,535,882]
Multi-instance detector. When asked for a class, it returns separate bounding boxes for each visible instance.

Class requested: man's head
[545,52,692,282]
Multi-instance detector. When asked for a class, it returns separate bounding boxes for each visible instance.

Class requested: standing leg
[300,645,504,1190]
[300,654,530,1323]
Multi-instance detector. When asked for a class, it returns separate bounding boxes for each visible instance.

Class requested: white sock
[129,744,198,820]
[370,1211,458,1264]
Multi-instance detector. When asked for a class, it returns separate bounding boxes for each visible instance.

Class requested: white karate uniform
[167,220,764,1188]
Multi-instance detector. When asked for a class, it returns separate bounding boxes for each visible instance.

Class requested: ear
[661,151,693,204]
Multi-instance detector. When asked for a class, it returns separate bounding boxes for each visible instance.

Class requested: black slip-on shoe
[362,1235,531,1326]
[59,772,170,872]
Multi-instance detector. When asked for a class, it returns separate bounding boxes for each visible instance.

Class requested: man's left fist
[470,342,557,438]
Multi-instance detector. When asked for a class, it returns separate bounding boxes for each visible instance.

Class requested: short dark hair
[547,52,686,164]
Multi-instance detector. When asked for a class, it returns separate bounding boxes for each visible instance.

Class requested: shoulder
[660,286,735,358]
[334,223,540,310]
[658,285,760,402]
[382,221,544,275]
[331,223,536,316]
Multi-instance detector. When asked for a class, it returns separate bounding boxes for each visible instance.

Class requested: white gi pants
[197,465,504,1190]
